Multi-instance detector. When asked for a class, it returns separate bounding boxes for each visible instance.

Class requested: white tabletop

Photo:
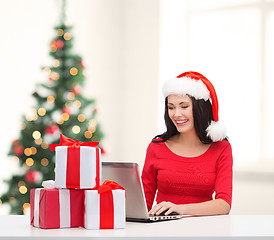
[0,215,274,239]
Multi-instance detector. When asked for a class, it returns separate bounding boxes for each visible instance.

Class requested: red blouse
[141,140,233,211]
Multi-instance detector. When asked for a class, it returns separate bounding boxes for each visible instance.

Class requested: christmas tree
[0,1,104,214]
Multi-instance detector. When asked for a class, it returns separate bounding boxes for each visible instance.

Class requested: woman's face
[167,94,194,134]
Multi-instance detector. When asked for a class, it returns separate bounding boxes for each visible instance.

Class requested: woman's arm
[141,143,158,211]
[149,199,230,216]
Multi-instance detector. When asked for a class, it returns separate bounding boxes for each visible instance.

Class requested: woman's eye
[182,106,189,109]
[168,107,174,110]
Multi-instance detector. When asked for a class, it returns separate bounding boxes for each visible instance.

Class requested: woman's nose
[174,108,182,117]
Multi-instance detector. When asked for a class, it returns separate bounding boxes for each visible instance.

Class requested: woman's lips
[175,119,188,126]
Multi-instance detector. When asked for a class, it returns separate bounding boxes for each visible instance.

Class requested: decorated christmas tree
[0,1,105,214]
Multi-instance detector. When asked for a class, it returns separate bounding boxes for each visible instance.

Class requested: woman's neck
[175,130,202,147]
[166,131,211,158]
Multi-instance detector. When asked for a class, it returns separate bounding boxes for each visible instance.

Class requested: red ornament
[55,39,64,49]
[100,145,110,155]
[71,85,82,95]
[79,60,85,68]
[12,140,20,146]
[94,106,100,113]
[12,140,24,156]
[45,124,59,135]
[62,107,71,115]
[13,145,24,156]
[25,171,42,184]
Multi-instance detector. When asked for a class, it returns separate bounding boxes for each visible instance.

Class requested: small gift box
[30,182,84,229]
[50,134,101,189]
[84,181,126,229]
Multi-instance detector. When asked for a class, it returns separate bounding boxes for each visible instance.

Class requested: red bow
[93,181,125,194]
[49,134,99,151]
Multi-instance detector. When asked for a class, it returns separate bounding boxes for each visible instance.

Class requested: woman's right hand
[149,201,185,216]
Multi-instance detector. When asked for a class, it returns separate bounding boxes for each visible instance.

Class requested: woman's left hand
[149,201,184,216]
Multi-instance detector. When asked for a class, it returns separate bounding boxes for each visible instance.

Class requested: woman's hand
[149,201,185,216]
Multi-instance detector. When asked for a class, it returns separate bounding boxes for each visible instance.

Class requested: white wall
[67,0,160,166]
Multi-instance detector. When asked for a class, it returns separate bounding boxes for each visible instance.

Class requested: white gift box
[55,146,101,189]
[84,188,126,229]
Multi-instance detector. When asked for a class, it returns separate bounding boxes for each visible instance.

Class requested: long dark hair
[153,95,214,144]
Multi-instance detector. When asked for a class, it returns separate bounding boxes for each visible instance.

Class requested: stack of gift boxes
[30,134,126,230]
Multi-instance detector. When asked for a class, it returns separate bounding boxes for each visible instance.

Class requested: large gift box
[30,188,83,229]
[50,134,101,189]
[84,181,126,229]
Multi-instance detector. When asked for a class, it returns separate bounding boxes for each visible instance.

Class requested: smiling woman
[141,71,233,217]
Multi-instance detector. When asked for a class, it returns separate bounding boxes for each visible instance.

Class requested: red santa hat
[162,71,227,142]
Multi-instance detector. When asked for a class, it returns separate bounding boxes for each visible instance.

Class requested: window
[160,0,274,165]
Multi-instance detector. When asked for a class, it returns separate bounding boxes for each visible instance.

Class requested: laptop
[101,162,183,222]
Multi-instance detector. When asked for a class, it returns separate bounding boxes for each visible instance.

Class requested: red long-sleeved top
[141,140,233,211]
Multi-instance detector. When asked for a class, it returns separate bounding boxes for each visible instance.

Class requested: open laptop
[101,162,183,222]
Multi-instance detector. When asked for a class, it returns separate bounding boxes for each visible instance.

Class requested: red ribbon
[49,134,100,189]
[49,134,99,151]
[93,181,124,229]
[93,180,125,193]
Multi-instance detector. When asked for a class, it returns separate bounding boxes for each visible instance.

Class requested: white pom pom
[206,121,227,142]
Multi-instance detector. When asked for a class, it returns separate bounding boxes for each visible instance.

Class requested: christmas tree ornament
[100,146,107,155]
[55,39,64,49]
[25,171,42,184]
[45,124,60,135]
[94,106,100,113]
[162,71,227,142]
[62,106,71,115]
[13,145,24,156]
[79,60,85,68]
[71,85,82,95]
[12,139,20,146]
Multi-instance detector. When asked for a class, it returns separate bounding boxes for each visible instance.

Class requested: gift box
[30,188,83,229]
[83,181,126,229]
[50,134,101,189]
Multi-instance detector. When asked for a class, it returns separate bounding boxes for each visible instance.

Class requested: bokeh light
[70,67,78,76]
[64,32,71,40]
[72,125,81,134]
[61,113,70,121]
[19,186,28,194]
[84,131,93,139]
[47,96,55,103]
[78,114,85,122]
[32,131,41,140]
[57,28,64,36]
[41,158,49,166]
[25,158,34,167]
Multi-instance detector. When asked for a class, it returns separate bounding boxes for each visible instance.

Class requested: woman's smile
[175,119,189,127]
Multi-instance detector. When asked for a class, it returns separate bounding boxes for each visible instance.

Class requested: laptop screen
[101,162,149,219]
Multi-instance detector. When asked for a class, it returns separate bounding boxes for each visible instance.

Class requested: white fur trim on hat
[206,121,227,142]
[162,77,210,100]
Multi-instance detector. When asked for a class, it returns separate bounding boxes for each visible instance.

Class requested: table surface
[0,214,274,239]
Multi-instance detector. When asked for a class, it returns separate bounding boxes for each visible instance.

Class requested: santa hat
[162,71,227,142]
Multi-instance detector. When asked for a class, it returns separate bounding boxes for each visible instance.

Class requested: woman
[141,71,233,217]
